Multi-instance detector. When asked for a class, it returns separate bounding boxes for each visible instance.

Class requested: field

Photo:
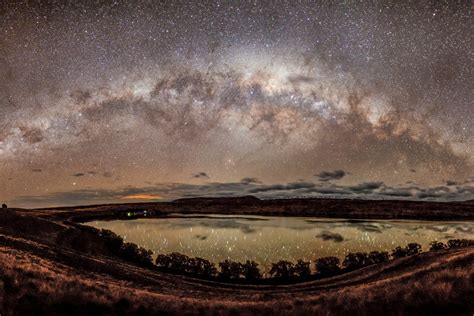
[1,197,473,315]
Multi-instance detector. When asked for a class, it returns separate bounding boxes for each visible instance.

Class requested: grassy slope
[0,209,473,315]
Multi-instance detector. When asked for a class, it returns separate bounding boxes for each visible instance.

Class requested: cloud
[316,170,346,182]
[19,126,44,144]
[287,74,317,85]
[248,182,316,193]
[349,182,384,192]
[316,231,344,242]
[345,221,392,234]
[194,234,208,240]
[10,178,474,208]
[377,188,413,197]
[192,172,209,179]
[240,177,262,184]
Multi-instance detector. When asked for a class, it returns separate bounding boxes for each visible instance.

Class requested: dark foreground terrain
[1,197,473,315]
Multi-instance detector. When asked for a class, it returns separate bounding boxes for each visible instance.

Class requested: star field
[0,1,472,207]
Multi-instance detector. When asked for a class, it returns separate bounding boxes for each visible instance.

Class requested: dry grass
[1,242,472,315]
[1,209,472,315]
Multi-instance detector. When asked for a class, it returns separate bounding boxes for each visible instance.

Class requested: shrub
[429,241,447,251]
[391,246,407,259]
[293,259,311,278]
[241,260,262,280]
[342,252,369,271]
[188,257,217,278]
[447,239,473,248]
[392,243,421,259]
[156,252,189,272]
[405,243,422,255]
[269,260,295,279]
[315,256,340,276]
[367,251,389,264]
[99,229,124,253]
[120,243,153,267]
[218,260,243,280]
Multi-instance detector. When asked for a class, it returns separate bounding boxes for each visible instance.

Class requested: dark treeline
[98,229,154,268]
[91,227,473,284]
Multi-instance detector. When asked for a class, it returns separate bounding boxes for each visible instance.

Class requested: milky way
[0,1,472,207]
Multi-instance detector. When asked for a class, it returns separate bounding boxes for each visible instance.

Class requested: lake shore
[1,207,473,315]
[17,196,474,223]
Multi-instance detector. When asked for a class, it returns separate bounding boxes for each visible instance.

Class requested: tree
[447,239,473,248]
[391,243,422,259]
[342,252,369,271]
[156,252,190,272]
[241,260,262,280]
[293,259,311,278]
[120,242,153,267]
[315,257,340,276]
[218,260,242,280]
[155,253,217,278]
[429,241,446,251]
[188,257,217,278]
[99,229,124,253]
[269,260,295,279]
[1,204,7,209]
[405,243,422,255]
[391,246,408,259]
[367,251,389,264]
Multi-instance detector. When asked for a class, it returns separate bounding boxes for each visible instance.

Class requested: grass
[1,239,472,315]
[0,209,473,315]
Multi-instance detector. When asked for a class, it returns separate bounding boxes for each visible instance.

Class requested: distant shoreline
[16,196,474,222]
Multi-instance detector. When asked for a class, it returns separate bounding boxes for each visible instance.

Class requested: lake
[87,215,474,273]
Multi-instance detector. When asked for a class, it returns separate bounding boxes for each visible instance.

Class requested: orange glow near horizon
[122,194,162,200]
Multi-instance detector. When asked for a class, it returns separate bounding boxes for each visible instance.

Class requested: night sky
[0,1,472,208]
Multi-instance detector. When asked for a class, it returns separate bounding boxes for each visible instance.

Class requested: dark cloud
[194,234,208,240]
[248,182,316,193]
[463,177,474,184]
[19,126,44,144]
[345,221,391,234]
[287,75,317,85]
[316,231,344,242]
[192,172,209,179]
[377,188,413,198]
[316,170,346,182]
[240,177,262,184]
[415,186,451,200]
[349,182,384,193]
[10,179,474,208]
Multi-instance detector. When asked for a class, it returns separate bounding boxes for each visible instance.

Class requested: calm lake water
[88,215,474,273]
